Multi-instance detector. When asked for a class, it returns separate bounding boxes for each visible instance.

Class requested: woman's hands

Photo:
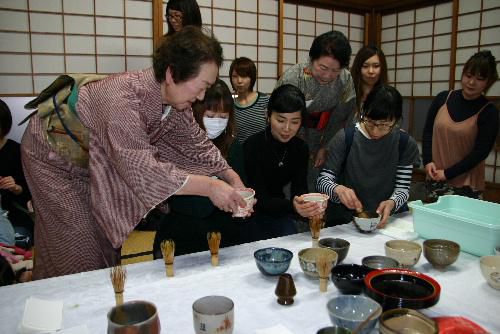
[207,178,247,214]
[0,176,22,195]
[334,185,363,212]
[376,200,396,228]
[293,195,326,218]
[425,162,446,181]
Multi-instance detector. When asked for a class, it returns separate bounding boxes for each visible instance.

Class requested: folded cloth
[255,324,295,334]
[19,297,63,333]
[379,215,419,240]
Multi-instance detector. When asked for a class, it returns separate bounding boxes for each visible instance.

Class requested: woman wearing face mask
[153,79,248,256]
[276,31,356,190]
[244,84,328,240]
[422,50,499,201]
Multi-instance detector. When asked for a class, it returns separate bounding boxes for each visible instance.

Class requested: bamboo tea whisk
[110,265,126,305]
[161,239,175,277]
[207,231,221,266]
[309,215,324,247]
[316,255,332,292]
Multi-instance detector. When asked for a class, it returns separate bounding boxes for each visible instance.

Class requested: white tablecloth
[1,213,499,333]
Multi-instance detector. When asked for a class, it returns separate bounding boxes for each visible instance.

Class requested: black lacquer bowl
[364,268,440,310]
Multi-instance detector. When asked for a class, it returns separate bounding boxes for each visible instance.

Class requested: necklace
[265,129,287,167]
[277,148,287,167]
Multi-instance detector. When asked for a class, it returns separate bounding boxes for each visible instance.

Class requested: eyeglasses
[361,118,395,131]
[167,13,183,22]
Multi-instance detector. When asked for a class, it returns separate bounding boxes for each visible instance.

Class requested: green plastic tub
[409,195,500,256]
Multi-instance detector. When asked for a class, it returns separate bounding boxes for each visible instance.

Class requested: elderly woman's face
[164,62,219,111]
[311,56,342,86]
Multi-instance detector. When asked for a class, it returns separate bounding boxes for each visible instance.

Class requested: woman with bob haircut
[165,0,202,35]
[229,57,268,144]
[317,85,420,228]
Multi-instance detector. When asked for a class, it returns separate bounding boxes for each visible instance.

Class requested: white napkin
[255,324,295,334]
[379,217,418,240]
[18,297,63,333]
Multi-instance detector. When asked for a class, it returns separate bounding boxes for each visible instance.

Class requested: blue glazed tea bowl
[254,247,293,275]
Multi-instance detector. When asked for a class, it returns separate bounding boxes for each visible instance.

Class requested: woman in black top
[0,99,33,248]
[422,50,498,200]
[244,84,327,239]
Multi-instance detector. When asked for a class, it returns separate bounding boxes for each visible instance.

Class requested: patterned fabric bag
[22,74,106,168]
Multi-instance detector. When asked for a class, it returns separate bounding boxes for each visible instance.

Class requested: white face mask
[203,117,229,139]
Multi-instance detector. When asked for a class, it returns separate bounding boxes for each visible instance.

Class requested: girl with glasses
[317,85,420,228]
[165,0,202,35]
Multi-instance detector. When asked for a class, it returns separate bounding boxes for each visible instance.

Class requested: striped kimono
[21,68,230,279]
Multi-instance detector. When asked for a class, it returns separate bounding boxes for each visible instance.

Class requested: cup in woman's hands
[233,188,255,218]
[192,295,234,334]
[303,193,329,212]
[107,300,160,334]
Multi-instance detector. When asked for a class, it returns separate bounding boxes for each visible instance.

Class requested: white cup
[233,188,255,218]
[302,193,329,210]
[192,295,234,334]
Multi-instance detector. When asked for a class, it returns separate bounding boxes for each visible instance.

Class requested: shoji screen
[0,0,154,96]
[282,3,364,75]
[381,2,453,98]
[163,0,279,94]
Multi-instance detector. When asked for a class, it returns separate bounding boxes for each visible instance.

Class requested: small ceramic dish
[364,268,441,310]
[362,255,400,271]
[326,295,382,334]
[352,211,380,233]
[479,255,500,290]
[253,247,293,276]
[379,308,438,334]
[385,240,422,268]
[318,238,350,263]
[423,239,460,269]
[298,248,338,279]
[331,264,371,294]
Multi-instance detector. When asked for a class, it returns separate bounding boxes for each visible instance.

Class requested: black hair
[0,255,16,286]
[309,30,352,68]
[229,57,257,91]
[362,84,402,122]
[153,26,223,84]
[165,0,202,36]
[462,50,498,93]
[0,99,12,139]
[268,84,307,120]
[351,45,388,109]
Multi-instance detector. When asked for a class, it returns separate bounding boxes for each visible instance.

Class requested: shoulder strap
[398,129,409,157]
[341,126,356,170]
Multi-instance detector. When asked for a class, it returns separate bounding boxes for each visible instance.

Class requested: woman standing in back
[165,0,202,35]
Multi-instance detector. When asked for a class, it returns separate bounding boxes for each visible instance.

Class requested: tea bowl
[254,247,293,276]
[316,326,352,334]
[326,295,382,334]
[353,211,380,233]
[423,239,460,269]
[107,300,160,334]
[480,255,500,290]
[318,238,350,263]
[379,308,438,334]
[362,255,400,271]
[298,248,338,278]
[331,263,371,294]
[385,240,422,268]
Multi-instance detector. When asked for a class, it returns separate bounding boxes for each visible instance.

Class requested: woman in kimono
[21,27,247,279]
